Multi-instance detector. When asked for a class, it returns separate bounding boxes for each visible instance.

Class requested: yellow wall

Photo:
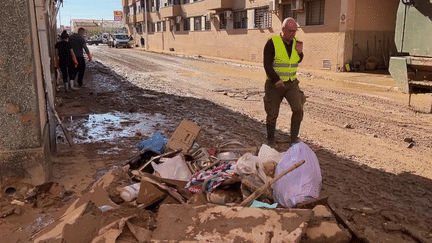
[125,0,399,72]
[352,0,399,65]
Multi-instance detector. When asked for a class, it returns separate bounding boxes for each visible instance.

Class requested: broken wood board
[151,204,312,243]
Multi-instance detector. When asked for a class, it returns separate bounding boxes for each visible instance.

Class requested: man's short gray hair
[282,17,299,28]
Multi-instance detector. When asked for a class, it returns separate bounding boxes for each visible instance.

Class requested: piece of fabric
[250,200,278,208]
[185,161,237,194]
[136,131,169,154]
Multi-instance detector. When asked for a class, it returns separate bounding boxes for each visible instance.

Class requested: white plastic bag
[232,153,259,175]
[273,142,322,207]
[151,154,192,181]
[258,144,285,164]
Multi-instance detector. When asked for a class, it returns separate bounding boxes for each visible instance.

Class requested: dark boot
[266,123,276,147]
[290,121,301,144]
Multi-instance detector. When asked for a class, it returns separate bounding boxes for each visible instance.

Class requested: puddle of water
[60,112,167,144]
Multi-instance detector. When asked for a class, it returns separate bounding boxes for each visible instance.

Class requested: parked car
[108,34,133,48]
[86,35,102,45]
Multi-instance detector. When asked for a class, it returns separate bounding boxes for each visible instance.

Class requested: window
[219,13,226,29]
[163,21,166,31]
[283,4,297,20]
[128,5,133,17]
[136,2,141,14]
[147,22,155,32]
[194,17,202,31]
[306,0,325,25]
[123,6,129,17]
[157,22,162,32]
[182,0,188,4]
[233,11,247,29]
[205,16,211,30]
[184,18,190,31]
[254,8,271,28]
[135,23,143,34]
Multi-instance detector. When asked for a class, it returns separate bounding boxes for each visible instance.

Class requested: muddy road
[1,45,431,242]
[93,46,432,242]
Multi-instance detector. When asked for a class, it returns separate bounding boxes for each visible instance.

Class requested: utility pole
[144,0,148,50]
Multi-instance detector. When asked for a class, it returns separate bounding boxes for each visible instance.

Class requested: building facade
[123,0,399,71]
[71,19,127,34]
[0,0,59,190]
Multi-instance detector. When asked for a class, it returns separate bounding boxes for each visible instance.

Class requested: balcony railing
[160,4,182,18]
[205,0,232,10]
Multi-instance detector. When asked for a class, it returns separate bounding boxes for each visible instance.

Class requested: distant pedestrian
[54,30,78,93]
[69,27,92,88]
[263,18,306,147]
[140,36,145,48]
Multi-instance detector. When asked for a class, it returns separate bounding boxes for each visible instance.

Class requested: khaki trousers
[264,79,305,129]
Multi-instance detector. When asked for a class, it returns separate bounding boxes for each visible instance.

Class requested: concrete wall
[0,0,51,191]
[352,0,399,65]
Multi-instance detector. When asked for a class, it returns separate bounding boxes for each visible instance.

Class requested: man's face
[281,21,298,42]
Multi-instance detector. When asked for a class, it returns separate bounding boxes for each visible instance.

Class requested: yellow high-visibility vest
[271,35,300,82]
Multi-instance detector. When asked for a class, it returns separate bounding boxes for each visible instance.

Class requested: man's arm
[263,39,281,83]
[81,37,93,61]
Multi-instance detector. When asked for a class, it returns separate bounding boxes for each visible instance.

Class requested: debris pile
[5,119,354,242]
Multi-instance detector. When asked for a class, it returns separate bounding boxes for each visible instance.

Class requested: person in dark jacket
[263,18,306,147]
[69,27,92,88]
[54,30,78,92]
[140,36,145,48]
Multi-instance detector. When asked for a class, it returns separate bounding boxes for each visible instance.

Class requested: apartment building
[71,19,127,33]
[123,0,399,71]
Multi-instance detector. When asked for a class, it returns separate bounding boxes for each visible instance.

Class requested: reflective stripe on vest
[271,35,300,81]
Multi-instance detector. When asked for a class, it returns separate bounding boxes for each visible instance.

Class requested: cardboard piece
[136,180,167,207]
[32,186,119,243]
[91,215,152,243]
[152,204,313,243]
[136,176,190,207]
[166,119,200,153]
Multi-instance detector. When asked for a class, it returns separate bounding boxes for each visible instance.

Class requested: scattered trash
[136,130,168,154]
[407,142,415,148]
[250,200,278,208]
[20,119,346,242]
[165,119,200,153]
[343,123,353,129]
[151,154,192,181]
[404,137,414,143]
[119,183,141,202]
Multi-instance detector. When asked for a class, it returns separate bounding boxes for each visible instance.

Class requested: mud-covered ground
[1,46,432,242]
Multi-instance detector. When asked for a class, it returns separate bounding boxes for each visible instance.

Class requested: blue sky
[57,0,122,27]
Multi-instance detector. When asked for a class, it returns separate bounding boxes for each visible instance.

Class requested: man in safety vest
[263,17,306,147]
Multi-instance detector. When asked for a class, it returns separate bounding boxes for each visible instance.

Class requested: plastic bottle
[119,183,141,202]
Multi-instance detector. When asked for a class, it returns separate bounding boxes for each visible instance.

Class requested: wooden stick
[199,159,222,172]
[52,108,74,147]
[240,160,305,207]
[138,149,182,172]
